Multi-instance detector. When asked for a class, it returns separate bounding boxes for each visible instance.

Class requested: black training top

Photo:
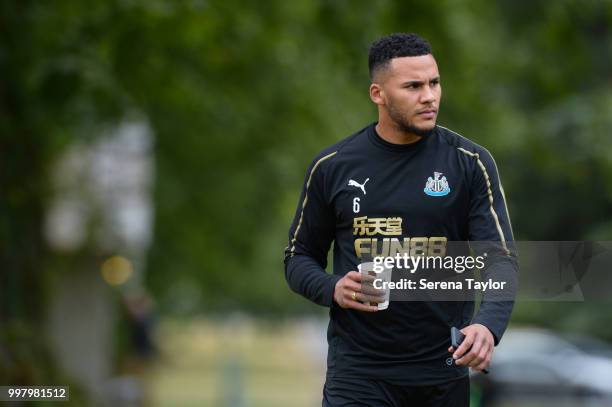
[284,122,517,385]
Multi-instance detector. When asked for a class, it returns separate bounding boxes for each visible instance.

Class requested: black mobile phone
[450,327,489,374]
[451,327,465,348]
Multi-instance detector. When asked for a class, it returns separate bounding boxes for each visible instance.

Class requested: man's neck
[375,119,422,145]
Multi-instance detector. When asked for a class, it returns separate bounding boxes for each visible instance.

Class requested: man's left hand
[447,323,494,372]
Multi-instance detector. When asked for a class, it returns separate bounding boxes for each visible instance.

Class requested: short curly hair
[368,33,432,80]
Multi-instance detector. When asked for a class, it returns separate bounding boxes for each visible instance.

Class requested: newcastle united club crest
[424,172,451,197]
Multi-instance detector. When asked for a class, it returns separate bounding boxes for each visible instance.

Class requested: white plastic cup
[357,261,392,310]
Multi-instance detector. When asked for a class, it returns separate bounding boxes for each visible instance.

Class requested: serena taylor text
[374,278,507,292]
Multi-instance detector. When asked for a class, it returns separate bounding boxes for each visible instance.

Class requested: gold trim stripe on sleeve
[438,125,515,242]
[457,147,510,255]
[289,151,338,256]
[489,155,515,240]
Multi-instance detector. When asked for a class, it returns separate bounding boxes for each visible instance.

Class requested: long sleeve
[284,151,341,307]
[466,148,518,345]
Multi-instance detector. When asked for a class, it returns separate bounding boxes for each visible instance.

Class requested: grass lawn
[149,316,327,407]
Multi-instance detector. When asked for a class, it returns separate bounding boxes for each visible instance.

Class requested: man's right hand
[333,271,385,312]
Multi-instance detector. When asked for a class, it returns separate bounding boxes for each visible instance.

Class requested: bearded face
[371,54,441,138]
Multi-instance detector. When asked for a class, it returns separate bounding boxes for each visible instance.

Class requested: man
[284,33,517,406]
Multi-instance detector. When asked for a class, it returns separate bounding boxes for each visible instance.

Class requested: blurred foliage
[2,0,612,389]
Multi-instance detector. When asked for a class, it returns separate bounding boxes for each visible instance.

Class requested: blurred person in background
[284,33,517,407]
[123,288,157,371]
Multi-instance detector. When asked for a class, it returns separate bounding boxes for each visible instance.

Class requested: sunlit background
[2,0,612,406]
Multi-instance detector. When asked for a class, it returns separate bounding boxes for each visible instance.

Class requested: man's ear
[369,82,385,106]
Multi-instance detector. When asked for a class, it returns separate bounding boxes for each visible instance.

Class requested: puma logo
[348,178,369,195]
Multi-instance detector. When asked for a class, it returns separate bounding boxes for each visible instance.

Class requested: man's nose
[420,86,436,104]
